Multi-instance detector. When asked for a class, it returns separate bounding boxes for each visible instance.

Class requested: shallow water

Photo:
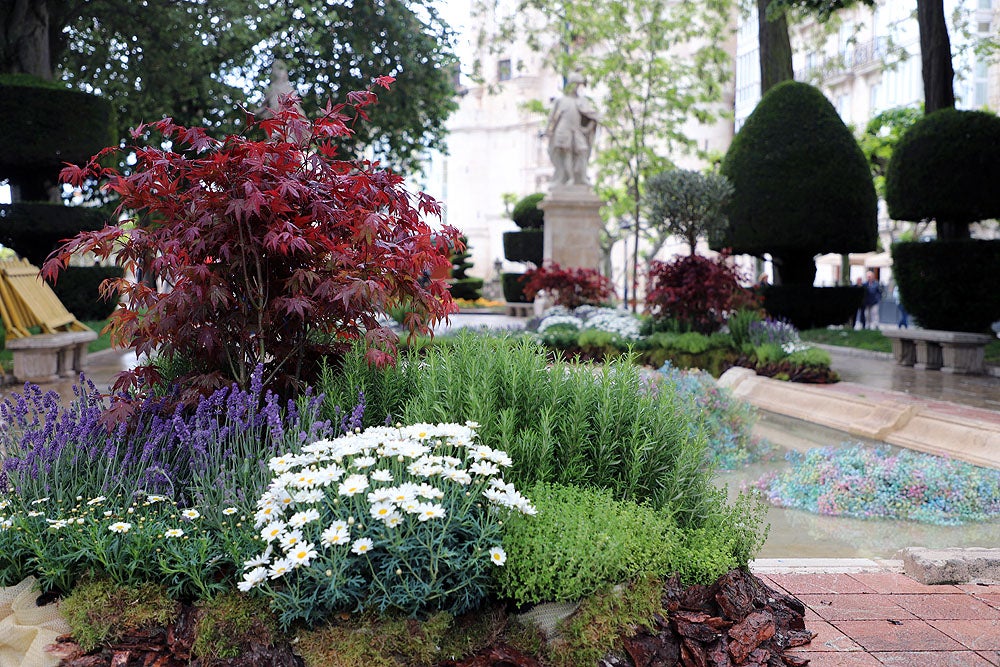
[717,411,1000,559]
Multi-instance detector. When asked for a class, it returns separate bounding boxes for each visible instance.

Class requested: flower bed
[755,444,1000,525]
[527,305,838,382]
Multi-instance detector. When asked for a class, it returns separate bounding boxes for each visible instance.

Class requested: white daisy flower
[87,496,106,505]
[371,469,394,483]
[268,455,295,473]
[352,455,377,469]
[321,525,351,546]
[164,528,184,538]
[279,529,304,551]
[222,507,238,515]
[108,521,132,533]
[350,537,374,555]
[288,508,321,528]
[181,509,201,520]
[369,501,395,520]
[260,521,286,543]
[287,542,318,567]
[489,546,507,566]
[243,546,274,570]
[338,474,369,496]
[268,558,294,579]
[238,566,268,591]
[416,503,446,522]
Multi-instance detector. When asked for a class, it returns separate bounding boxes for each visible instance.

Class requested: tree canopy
[644,169,733,256]
[1,0,458,172]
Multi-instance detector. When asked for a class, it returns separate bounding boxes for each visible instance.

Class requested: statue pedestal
[539,185,604,271]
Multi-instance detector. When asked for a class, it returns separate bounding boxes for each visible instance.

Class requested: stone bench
[5,330,98,383]
[504,302,535,318]
[882,327,994,375]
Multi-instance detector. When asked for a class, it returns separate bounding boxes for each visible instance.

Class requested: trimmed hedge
[717,81,877,285]
[50,266,123,321]
[760,285,863,330]
[0,203,110,266]
[891,240,1000,333]
[449,277,485,301]
[501,272,531,303]
[885,109,1000,240]
[502,230,544,265]
[511,193,545,229]
[0,75,116,180]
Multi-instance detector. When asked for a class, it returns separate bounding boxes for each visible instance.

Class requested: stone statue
[257,59,304,118]
[545,72,599,186]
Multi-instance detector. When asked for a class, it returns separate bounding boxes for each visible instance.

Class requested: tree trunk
[1,0,53,78]
[917,0,955,113]
[757,0,794,95]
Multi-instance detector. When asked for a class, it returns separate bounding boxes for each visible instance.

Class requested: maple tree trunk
[917,0,955,114]
[757,0,794,94]
[1,0,53,78]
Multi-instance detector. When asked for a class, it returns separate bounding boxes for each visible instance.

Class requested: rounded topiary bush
[0,203,110,266]
[501,272,532,303]
[511,193,545,229]
[502,229,544,265]
[0,74,116,194]
[716,81,877,285]
[891,240,1000,332]
[885,108,1000,241]
[52,266,124,321]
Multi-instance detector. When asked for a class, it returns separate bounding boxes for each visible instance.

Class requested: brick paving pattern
[758,571,1000,666]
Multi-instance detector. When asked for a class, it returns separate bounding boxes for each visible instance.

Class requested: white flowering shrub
[536,314,583,334]
[238,422,535,628]
[581,309,642,340]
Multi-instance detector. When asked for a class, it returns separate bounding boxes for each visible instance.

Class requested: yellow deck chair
[0,258,91,340]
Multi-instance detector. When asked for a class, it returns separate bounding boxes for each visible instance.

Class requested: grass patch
[800,326,1000,363]
[798,327,892,353]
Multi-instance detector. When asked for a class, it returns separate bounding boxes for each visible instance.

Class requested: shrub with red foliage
[43,80,460,403]
[522,263,615,309]
[645,252,760,334]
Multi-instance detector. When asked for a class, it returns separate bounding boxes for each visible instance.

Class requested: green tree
[857,105,923,198]
[716,81,877,285]
[644,169,734,256]
[0,0,458,172]
[478,0,733,307]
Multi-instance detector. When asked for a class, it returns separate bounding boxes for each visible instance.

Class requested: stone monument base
[539,185,604,271]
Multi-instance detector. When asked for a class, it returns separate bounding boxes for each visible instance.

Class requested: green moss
[550,575,665,667]
[193,591,277,660]
[296,610,504,667]
[60,578,179,652]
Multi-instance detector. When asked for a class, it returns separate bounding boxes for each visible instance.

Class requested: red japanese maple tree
[43,80,460,401]
[645,251,761,334]
[521,263,615,309]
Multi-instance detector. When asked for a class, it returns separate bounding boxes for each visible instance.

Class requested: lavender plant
[0,366,351,595]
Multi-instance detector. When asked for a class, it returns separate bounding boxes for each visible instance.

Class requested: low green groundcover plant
[755,444,1000,525]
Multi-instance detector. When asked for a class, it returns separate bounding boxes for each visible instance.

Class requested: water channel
[717,411,1000,559]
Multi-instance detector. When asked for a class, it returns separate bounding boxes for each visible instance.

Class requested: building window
[869,83,881,113]
[977,0,991,10]
[497,59,512,82]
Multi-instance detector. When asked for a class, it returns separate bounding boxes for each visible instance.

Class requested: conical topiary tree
[714,81,877,286]
[885,108,1000,242]
[449,235,484,301]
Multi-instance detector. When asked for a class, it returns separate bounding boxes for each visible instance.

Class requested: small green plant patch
[798,327,892,353]
[193,591,278,660]
[60,577,179,652]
